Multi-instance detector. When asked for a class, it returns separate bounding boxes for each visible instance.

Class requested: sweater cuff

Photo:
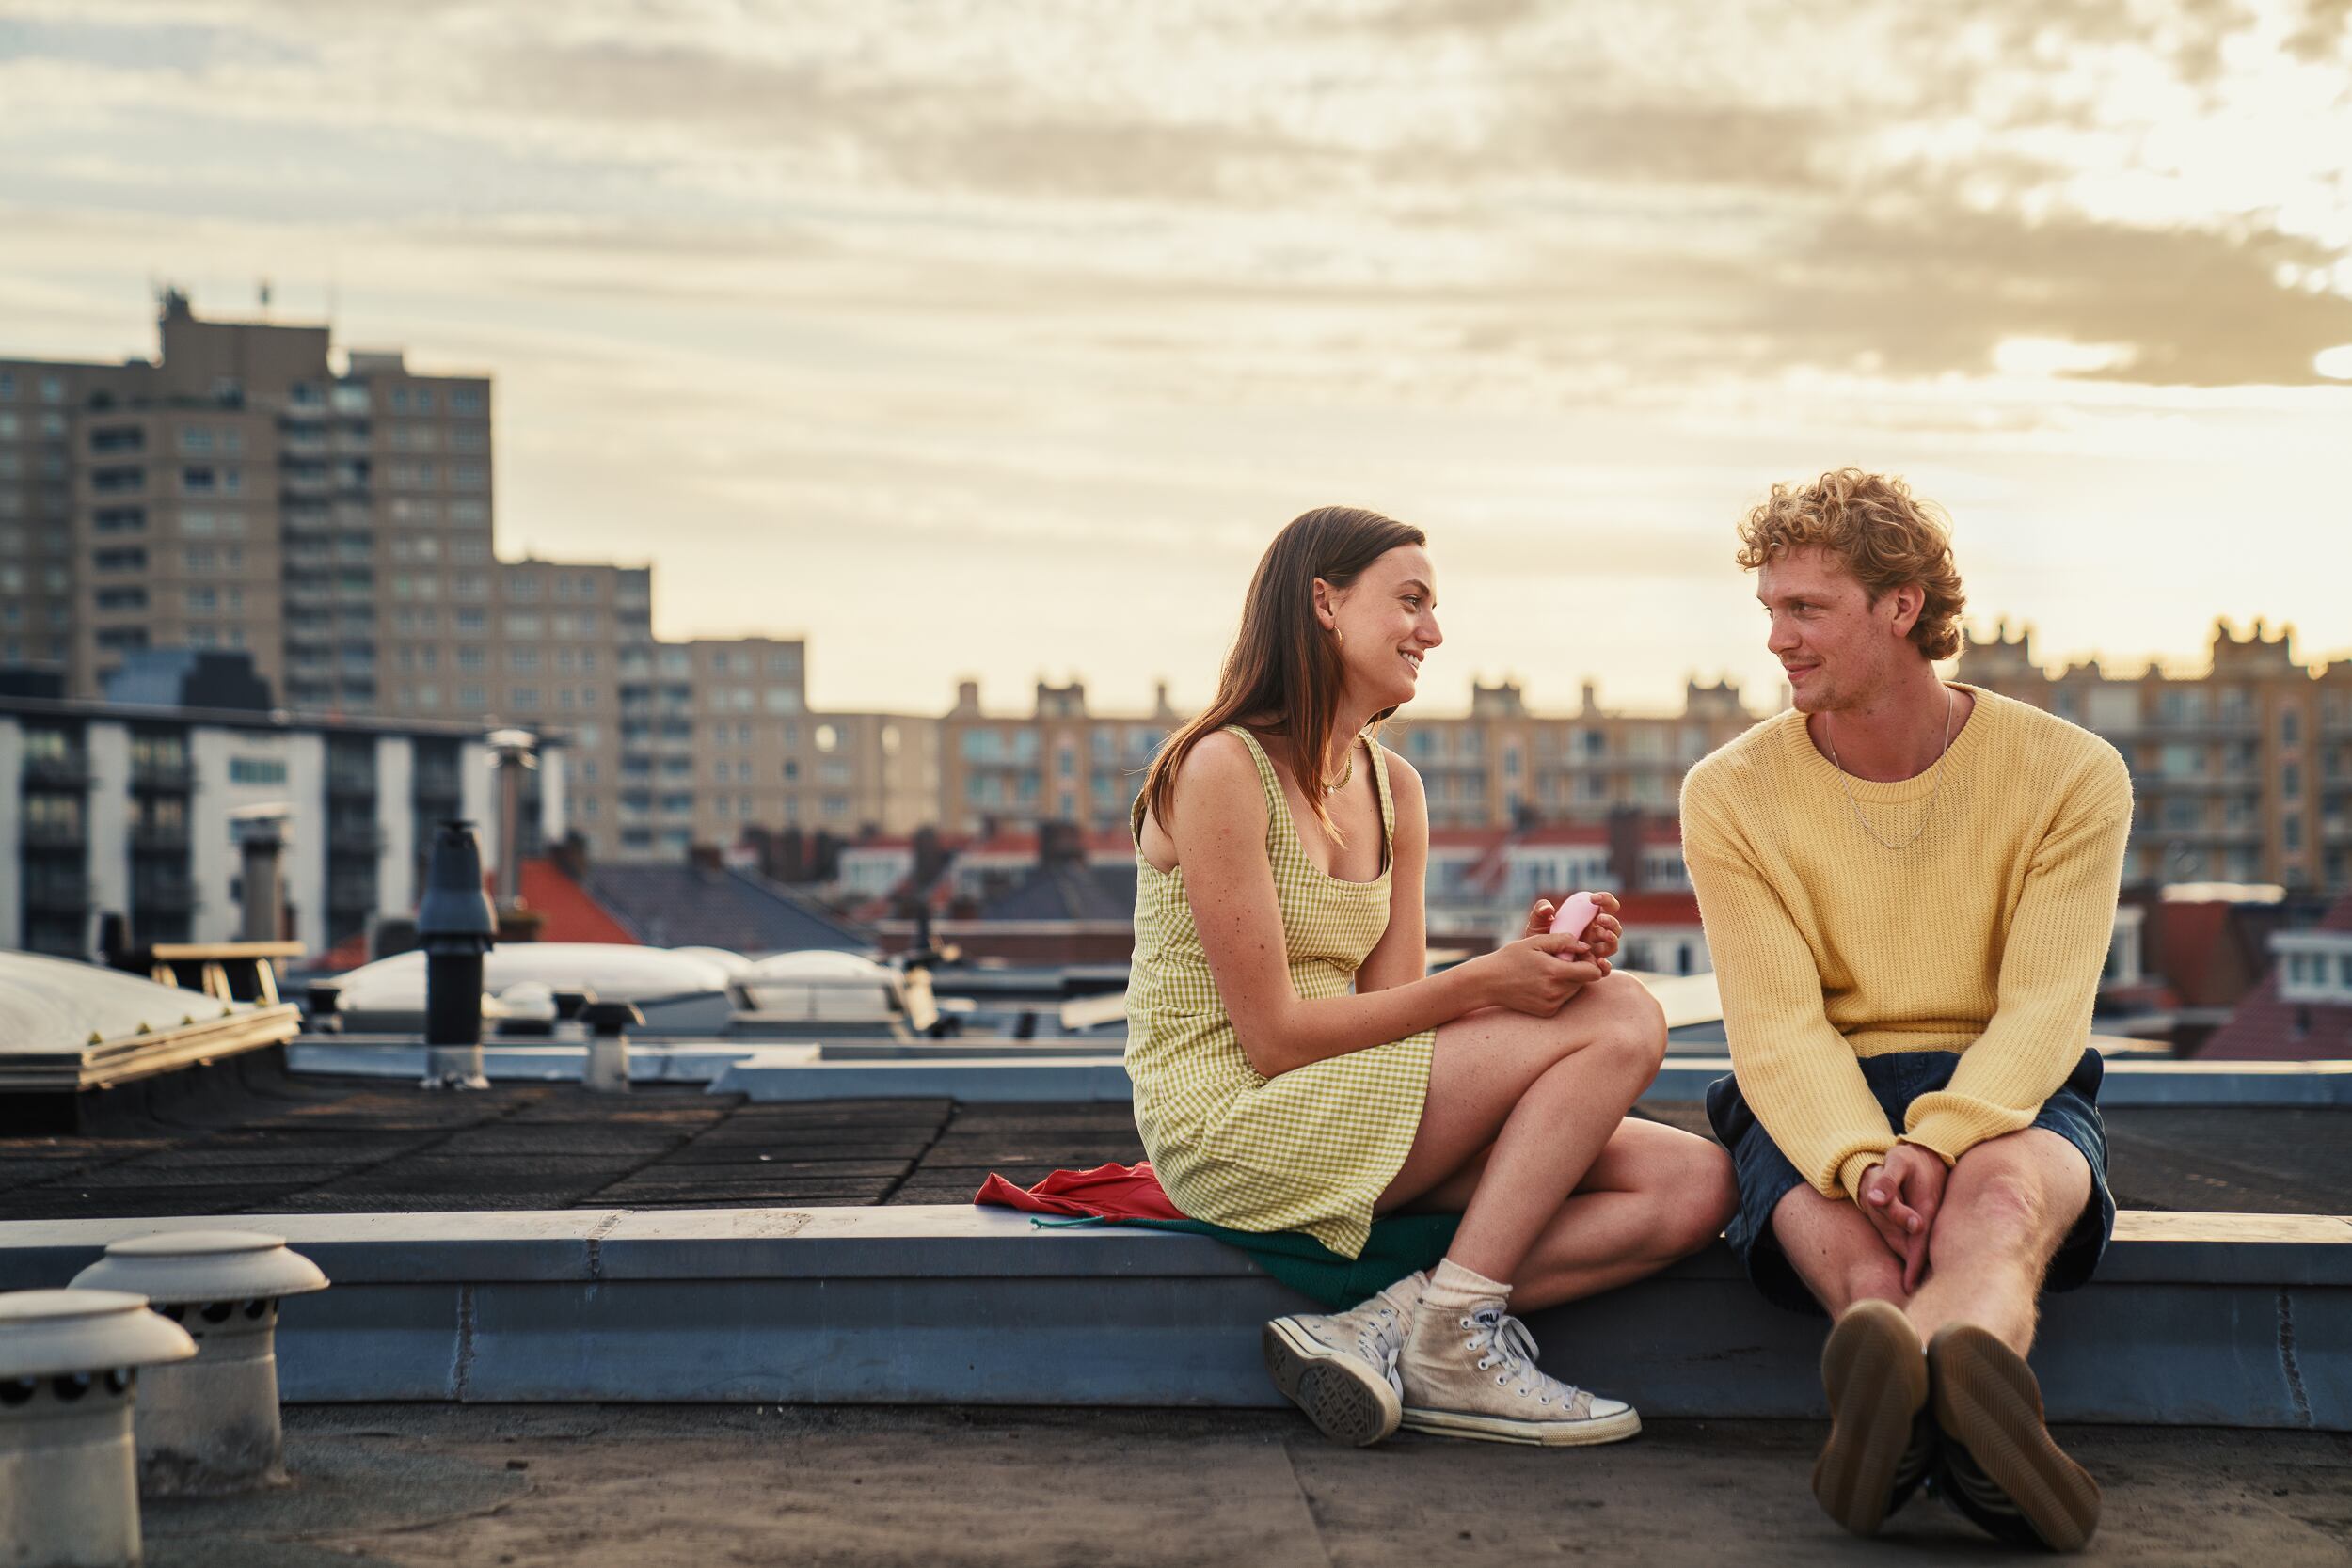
[1836,1149,1888,1205]
[1899,1115,1972,1168]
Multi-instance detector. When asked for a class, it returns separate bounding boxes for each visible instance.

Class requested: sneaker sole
[1263,1318,1400,1448]
[1929,1324,2101,1553]
[1396,1405,1642,1448]
[1812,1298,1929,1538]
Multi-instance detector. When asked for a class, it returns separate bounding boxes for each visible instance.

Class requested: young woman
[1127,505,1738,1449]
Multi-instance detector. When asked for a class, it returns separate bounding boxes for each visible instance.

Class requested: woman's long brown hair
[1140,505,1426,846]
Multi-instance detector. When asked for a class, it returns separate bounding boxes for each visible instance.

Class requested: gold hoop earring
[1333,628,1344,647]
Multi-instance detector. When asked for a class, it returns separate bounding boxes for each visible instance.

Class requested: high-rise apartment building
[1961,621,2352,892]
[0,291,492,716]
[489,557,652,858]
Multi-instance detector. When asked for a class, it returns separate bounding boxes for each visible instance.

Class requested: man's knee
[1931,1156,2074,1273]
[1772,1187,1907,1314]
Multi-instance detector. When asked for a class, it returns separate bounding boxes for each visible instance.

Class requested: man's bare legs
[1906,1131,2090,1353]
[1776,1127,2101,1549]
[1770,1127,2090,1354]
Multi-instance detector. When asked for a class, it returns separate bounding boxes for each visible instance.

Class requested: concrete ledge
[287,1040,768,1083]
[0,1207,2343,1428]
[710,1049,1137,1101]
[285,1035,2351,1107]
[706,1051,2352,1107]
[1649,1057,2352,1107]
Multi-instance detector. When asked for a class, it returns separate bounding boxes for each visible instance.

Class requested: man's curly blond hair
[1735,468,1966,661]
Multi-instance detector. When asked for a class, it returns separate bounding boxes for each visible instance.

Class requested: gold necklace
[1821,688,1955,851]
[1322,743,1353,794]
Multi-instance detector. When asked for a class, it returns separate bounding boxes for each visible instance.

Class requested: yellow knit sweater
[1681,684,2133,1202]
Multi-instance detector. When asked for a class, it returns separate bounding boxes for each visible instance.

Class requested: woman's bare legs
[1398,1117,1739,1310]
[1375,971,1682,1284]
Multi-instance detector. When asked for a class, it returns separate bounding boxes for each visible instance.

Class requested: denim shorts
[1704,1048,2115,1317]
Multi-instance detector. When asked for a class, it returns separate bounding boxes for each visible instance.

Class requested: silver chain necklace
[1820,686,1956,851]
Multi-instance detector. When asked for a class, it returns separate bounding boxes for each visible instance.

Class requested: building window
[229,757,289,785]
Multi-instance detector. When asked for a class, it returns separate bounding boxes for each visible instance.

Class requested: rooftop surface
[149,1405,2352,1567]
[12,1052,2350,1565]
[5,1052,2350,1220]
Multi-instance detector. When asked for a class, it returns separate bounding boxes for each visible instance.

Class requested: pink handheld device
[1548,891,1601,941]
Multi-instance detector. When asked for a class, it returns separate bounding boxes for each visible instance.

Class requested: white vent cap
[71,1231,328,1307]
[0,1290,197,1380]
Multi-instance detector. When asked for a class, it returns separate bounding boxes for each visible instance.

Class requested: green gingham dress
[1124,725,1438,1259]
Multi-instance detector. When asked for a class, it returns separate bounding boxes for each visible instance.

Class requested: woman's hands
[1476,929,1610,1017]
[1522,893,1624,964]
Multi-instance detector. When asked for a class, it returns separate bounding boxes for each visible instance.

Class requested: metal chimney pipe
[227,803,292,943]
[415,818,497,1089]
[580,999,644,1094]
[486,729,538,913]
[71,1232,327,1496]
[0,1289,195,1568]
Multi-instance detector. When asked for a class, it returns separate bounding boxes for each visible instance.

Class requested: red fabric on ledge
[972,1161,1187,1222]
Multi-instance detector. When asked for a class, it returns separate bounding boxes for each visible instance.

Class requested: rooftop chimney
[416,819,497,1089]
[227,804,291,943]
[486,729,537,912]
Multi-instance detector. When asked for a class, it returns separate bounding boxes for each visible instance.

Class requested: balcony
[412,769,462,804]
[131,757,196,792]
[21,817,86,850]
[24,874,88,912]
[326,766,376,800]
[22,753,90,789]
[132,875,195,911]
[328,819,385,854]
[130,818,191,853]
[326,879,378,913]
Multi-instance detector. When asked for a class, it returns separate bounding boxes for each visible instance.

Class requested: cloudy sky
[3,0,2348,716]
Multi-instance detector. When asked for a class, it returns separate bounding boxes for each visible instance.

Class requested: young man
[1681,469,2131,1553]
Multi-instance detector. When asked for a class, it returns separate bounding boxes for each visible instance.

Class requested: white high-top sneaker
[1398,1301,1642,1446]
[1262,1272,1427,1447]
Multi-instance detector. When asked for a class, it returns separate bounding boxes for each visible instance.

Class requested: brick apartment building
[1961,620,2352,892]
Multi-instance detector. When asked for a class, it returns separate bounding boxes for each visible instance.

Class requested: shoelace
[1465,1307,1578,1402]
[1356,1282,1422,1395]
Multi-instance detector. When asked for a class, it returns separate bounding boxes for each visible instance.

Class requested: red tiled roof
[1610,890,1704,927]
[1509,824,1613,846]
[2153,899,2236,1006]
[1528,889,1702,927]
[1427,828,1511,851]
[314,928,373,973]
[519,858,641,945]
[2198,890,2352,1061]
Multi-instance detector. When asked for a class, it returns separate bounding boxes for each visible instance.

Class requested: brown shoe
[1813,1299,1931,1536]
[1928,1323,2101,1552]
